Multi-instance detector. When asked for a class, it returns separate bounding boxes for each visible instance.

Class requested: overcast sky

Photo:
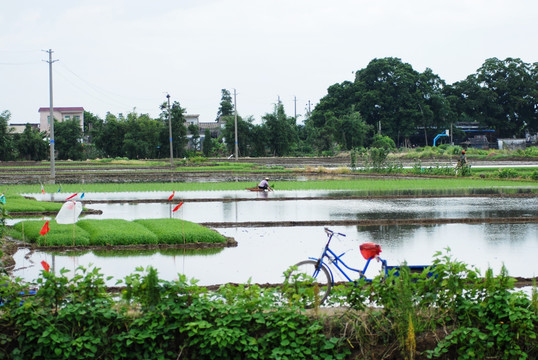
[1,0,536,125]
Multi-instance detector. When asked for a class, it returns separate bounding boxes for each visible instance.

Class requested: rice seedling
[76,219,158,246]
[9,219,227,247]
[135,219,226,244]
[11,220,91,246]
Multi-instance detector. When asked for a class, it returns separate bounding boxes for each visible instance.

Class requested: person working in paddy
[258,177,272,191]
[458,150,467,167]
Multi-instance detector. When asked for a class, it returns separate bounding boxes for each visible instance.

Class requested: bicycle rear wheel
[284,260,332,307]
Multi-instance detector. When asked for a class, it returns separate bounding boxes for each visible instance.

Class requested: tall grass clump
[12,220,91,246]
[76,219,158,246]
[1,194,62,213]
[10,219,227,247]
[134,219,226,244]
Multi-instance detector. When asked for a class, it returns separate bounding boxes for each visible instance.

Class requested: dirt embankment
[0,156,536,185]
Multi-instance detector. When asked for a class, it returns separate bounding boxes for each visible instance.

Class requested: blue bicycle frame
[309,228,388,285]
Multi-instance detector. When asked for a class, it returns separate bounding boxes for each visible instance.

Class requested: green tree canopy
[123,112,163,159]
[0,111,15,161]
[216,89,234,121]
[262,102,297,156]
[159,100,188,159]
[452,58,537,137]
[93,113,127,158]
[54,118,84,160]
[16,124,48,161]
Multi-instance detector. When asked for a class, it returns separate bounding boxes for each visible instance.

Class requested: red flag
[172,202,184,212]
[66,193,78,200]
[168,191,175,201]
[41,260,50,272]
[41,184,45,194]
[40,220,50,236]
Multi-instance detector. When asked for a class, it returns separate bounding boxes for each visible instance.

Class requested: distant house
[185,115,225,150]
[9,123,40,134]
[38,107,84,134]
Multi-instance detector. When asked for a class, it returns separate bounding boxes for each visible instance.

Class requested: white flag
[55,201,83,224]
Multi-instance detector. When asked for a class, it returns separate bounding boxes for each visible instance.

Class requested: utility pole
[294,96,297,119]
[233,89,238,160]
[44,49,58,183]
[167,94,174,167]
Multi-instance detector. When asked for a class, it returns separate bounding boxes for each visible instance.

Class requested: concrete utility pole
[44,49,58,183]
[167,94,174,167]
[233,89,238,160]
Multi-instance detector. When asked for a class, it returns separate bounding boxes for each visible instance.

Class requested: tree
[123,112,162,159]
[305,81,358,151]
[93,113,127,158]
[54,118,84,160]
[188,124,201,151]
[0,111,15,160]
[262,101,297,156]
[159,100,188,158]
[355,57,424,147]
[222,115,256,157]
[337,110,373,150]
[202,128,213,156]
[16,124,48,160]
[216,89,234,121]
[469,58,537,137]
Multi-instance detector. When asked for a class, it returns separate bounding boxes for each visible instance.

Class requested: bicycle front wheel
[284,260,332,307]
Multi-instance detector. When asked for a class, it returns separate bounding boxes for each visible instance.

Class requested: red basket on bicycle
[360,243,382,260]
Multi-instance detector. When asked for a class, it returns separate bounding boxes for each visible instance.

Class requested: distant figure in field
[258,177,272,191]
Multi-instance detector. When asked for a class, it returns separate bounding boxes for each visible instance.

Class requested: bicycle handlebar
[324,227,346,237]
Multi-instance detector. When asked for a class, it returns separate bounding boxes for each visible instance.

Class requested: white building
[38,107,84,134]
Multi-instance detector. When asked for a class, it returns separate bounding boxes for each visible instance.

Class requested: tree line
[0,57,536,161]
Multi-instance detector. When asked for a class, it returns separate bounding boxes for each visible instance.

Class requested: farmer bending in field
[258,177,272,191]
[457,150,467,167]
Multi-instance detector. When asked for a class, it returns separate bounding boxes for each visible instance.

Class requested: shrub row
[1,251,536,359]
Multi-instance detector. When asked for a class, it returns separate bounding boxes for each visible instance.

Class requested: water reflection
[12,223,537,286]
[72,196,537,223]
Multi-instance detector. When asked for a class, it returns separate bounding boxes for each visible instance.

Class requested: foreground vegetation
[0,251,536,359]
[9,219,226,247]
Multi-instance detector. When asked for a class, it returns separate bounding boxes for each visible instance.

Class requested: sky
[1,0,537,125]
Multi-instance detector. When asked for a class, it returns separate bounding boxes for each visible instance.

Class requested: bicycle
[284,227,430,307]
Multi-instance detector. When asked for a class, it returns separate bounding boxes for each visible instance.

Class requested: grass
[1,194,63,212]
[2,177,536,196]
[9,219,228,247]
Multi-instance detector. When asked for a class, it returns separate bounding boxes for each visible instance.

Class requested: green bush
[3,267,349,360]
[497,168,519,179]
[371,134,396,150]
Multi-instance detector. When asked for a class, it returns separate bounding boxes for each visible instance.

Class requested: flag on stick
[66,193,78,200]
[41,260,50,272]
[80,192,85,199]
[0,193,5,204]
[172,202,184,212]
[168,191,175,201]
[41,184,45,194]
[40,220,50,236]
[57,184,62,193]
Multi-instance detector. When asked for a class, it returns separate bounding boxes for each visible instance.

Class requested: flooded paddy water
[11,190,538,287]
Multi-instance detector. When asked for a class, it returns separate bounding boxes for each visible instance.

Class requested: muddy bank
[39,191,537,205]
[6,236,237,253]
[1,156,536,185]
[200,216,538,228]
[2,236,237,274]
